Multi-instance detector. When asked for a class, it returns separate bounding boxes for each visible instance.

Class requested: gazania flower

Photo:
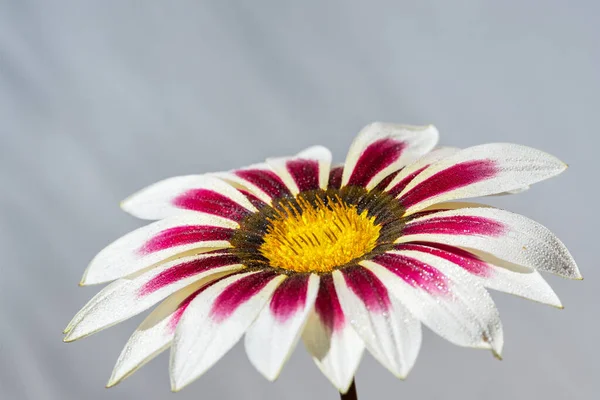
[64,123,580,396]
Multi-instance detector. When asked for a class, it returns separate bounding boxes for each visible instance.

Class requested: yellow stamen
[260,195,381,273]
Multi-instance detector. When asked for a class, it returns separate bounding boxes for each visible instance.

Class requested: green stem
[340,379,358,400]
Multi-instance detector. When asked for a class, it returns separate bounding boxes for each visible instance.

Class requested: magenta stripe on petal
[287,159,320,192]
[239,189,268,209]
[138,254,240,296]
[269,274,310,323]
[139,225,234,255]
[328,166,343,189]
[173,189,251,221]
[210,270,279,322]
[167,279,223,332]
[347,138,407,187]
[399,160,499,208]
[374,170,400,192]
[342,266,390,312]
[386,166,427,197]
[395,242,490,277]
[373,253,448,295]
[235,169,292,199]
[402,215,505,237]
[314,274,345,332]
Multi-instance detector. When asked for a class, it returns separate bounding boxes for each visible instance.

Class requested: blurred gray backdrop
[1,1,598,399]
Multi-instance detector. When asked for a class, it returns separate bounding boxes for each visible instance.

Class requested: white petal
[332,267,422,378]
[479,257,562,307]
[107,282,206,387]
[81,214,236,285]
[266,146,332,194]
[301,275,365,393]
[397,143,567,214]
[170,271,285,391]
[398,207,581,279]
[394,242,562,308]
[64,254,242,341]
[245,274,320,381]
[121,175,257,221]
[341,122,439,189]
[363,250,504,356]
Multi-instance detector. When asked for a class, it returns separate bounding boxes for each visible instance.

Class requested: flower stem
[340,379,358,400]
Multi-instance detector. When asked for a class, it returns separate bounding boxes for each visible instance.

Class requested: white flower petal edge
[266,146,333,194]
[363,250,504,356]
[302,276,365,394]
[397,143,567,214]
[120,175,257,221]
[245,274,320,381]
[107,282,206,387]
[398,207,581,279]
[341,122,439,190]
[170,271,286,392]
[80,214,236,286]
[64,254,243,341]
[333,267,422,378]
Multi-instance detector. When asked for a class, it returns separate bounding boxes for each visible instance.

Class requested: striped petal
[170,271,285,391]
[266,146,332,194]
[332,266,422,378]
[245,274,320,380]
[213,163,293,205]
[81,215,236,285]
[395,242,562,307]
[341,123,439,190]
[398,207,581,279]
[384,147,459,197]
[363,250,504,356]
[107,282,208,387]
[64,254,242,341]
[302,274,365,393]
[121,175,257,221]
[397,143,567,214]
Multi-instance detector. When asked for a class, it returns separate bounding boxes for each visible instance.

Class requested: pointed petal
[397,143,567,214]
[384,147,460,197]
[170,271,285,391]
[64,254,242,341]
[213,163,292,205]
[81,215,236,285]
[301,274,364,393]
[121,175,257,221]
[341,123,439,189]
[266,146,332,194]
[332,267,422,378]
[395,242,562,307]
[245,274,320,380]
[398,207,581,279]
[107,282,207,387]
[363,250,504,356]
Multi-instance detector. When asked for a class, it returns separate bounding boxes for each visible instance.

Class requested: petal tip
[493,350,503,361]
[62,335,76,343]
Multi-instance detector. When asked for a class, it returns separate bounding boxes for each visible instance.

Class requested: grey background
[1,1,598,399]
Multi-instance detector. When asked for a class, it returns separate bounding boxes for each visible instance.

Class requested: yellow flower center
[259,195,381,273]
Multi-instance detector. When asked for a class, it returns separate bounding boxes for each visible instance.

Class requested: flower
[64,123,580,394]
